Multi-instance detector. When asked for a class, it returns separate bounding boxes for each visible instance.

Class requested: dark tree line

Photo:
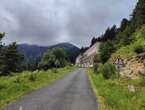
[91,0,145,64]
[0,33,74,75]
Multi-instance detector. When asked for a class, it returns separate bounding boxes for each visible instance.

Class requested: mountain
[17,42,80,63]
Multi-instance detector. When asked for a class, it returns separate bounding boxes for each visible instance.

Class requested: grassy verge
[0,66,75,108]
[87,68,145,110]
[87,69,106,110]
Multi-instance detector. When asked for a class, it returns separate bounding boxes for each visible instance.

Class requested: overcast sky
[0,0,137,47]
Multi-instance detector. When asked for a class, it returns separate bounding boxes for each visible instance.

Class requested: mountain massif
[17,42,80,63]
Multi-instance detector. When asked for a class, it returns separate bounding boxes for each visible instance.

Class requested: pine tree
[99,41,115,64]
[0,33,6,75]
[4,42,24,73]
[0,33,5,54]
[102,25,117,41]
[132,0,145,29]
[119,18,129,32]
[90,37,96,47]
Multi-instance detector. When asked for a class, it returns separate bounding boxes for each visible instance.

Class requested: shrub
[93,63,99,73]
[99,41,115,64]
[51,68,58,73]
[28,73,37,81]
[101,63,117,79]
[134,45,145,54]
[39,48,68,69]
[0,83,5,90]
[140,74,145,86]
[14,76,21,83]
[93,55,101,73]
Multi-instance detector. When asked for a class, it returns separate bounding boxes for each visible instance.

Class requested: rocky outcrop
[120,53,145,79]
[75,42,101,67]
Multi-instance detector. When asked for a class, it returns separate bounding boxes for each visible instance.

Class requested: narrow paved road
[3,69,97,110]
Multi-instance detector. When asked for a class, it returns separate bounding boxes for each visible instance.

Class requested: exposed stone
[119,54,145,79]
[75,42,101,67]
[128,85,136,93]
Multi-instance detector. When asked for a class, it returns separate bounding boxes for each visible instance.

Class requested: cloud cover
[0,0,137,47]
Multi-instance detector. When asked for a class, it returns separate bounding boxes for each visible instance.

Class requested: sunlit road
[2,69,97,110]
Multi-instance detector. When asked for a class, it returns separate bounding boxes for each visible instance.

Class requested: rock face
[75,42,101,67]
[120,53,145,79]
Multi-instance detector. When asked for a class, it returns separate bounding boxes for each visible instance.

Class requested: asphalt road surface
[2,68,98,110]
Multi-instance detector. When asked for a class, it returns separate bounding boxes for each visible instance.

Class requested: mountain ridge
[17,42,80,63]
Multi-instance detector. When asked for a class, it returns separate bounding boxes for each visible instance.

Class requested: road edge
[0,67,77,110]
[86,68,106,110]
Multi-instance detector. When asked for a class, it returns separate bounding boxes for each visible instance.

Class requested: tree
[131,0,145,29]
[0,33,7,74]
[99,41,115,64]
[90,37,97,47]
[93,54,101,73]
[79,47,89,55]
[4,42,24,73]
[101,25,117,41]
[67,51,79,64]
[119,18,129,32]
[39,48,68,70]
[0,32,5,48]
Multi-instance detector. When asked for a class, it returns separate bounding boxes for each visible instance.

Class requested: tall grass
[0,66,75,108]
[88,68,145,110]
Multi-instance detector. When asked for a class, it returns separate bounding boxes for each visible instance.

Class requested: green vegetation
[88,68,145,110]
[89,0,145,64]
[134,44,145,54]
[99,41,115,64]
[110,25,145,61]
[101,63,117,80]
[39,48,69,70]
[93,54,101,73]
[90,25,145,109]
[0,66,74,108]
[0,33,24,75]
[90,1,145,109]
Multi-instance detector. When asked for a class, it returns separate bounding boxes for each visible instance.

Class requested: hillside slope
[17,42,80,63]
[109,25,145,78]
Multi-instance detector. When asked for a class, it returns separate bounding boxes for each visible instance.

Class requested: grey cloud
[0,0,137,47]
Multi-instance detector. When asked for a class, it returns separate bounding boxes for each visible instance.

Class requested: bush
[28,73,37,81]
[39,48,68,69]
[99,41,115,64]
[134,45,145,54]
[51,68,58,73]
[101,63,117,79]
[14,76,21,83]
[93,63,99,73]
[93,55,101,73]
[140,74,145,86]
[0,83,5,90]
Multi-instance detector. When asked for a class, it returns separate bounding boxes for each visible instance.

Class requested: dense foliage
[17,43,80,65]
[92,0,145,65]
[0,34,24,75]
[134,44,145,54]
[39,48,68,70]
[99,41,115,64]
[101,63,117,79]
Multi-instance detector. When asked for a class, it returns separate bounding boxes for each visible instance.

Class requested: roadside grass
[87,68,145,110]
[0,66,75,108]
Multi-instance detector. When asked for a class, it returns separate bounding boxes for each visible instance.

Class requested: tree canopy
[39,48,68,70]
[0,34,24,75]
